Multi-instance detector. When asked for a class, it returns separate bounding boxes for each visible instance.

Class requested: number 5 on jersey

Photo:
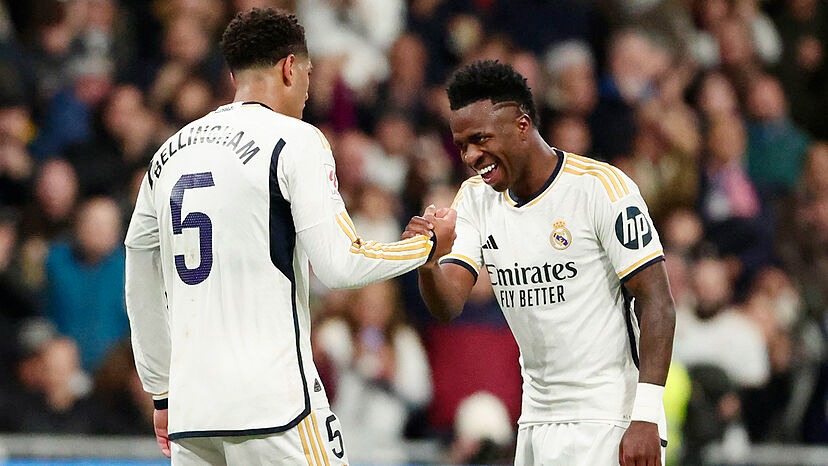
[170,172,215,285]
[325,415,345,459]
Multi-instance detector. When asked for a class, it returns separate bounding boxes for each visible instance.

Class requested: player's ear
[517,113,532,135]
[281,54,295,85]
[229,71,236,86]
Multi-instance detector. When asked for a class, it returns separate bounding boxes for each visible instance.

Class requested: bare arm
[403,206,471,322]
[624,261,675,385]
[418,261,476,322]
[619,260,675,466]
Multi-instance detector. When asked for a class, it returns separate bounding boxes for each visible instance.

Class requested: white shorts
[514,420,667,466]
[171,408,349,466]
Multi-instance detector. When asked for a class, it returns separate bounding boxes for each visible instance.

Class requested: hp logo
[614,206,652,249]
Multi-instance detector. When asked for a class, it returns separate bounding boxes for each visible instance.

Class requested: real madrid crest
[550,220,571,250]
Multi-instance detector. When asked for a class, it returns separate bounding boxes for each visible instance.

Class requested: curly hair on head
[220,8,307,72]
[446,60,537,122]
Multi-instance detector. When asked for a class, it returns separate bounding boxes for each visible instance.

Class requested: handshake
[402,204,457,264]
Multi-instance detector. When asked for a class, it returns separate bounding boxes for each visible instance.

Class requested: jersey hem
[168,407,311,440]
[517,417,631,428]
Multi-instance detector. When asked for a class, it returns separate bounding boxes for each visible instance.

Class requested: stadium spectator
[771,0,828,139]
[297,0,405,93]
[44,196,127,372]
[673,257,770,389]
[620,60,700,224]
[699,112,773,288]
[3,335,96,434]
[590,28,668,161]
[745,73,811,199]
[541,40,598,120]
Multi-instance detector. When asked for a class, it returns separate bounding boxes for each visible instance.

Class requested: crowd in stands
[0,0,826,464]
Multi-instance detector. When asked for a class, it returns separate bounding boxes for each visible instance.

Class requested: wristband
[426,232,437,262]
[153,398,169,410]
[630,382,663,423]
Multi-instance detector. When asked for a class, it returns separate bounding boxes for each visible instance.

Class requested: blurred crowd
[0,0,826,464]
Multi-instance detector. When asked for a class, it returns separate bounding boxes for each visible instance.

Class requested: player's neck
[232,72,288,117]
[513,137,559,199]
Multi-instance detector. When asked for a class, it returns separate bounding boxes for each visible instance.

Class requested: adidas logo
[314,379,322,393]
[481,235,499,250]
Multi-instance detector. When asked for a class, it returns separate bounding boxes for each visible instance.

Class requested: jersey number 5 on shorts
[170,172,215,285]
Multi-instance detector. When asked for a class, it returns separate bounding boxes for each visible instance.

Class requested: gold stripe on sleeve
[340,212,359,238]
[607,165,630,195]
[297,418,315,466]
[569,154,630,196]
[563,167,617,202]
[361,238,430,252]
[617,250,664,279]
[570,154,630,197]
[311,412,332,466]
[348,247,430,261]
[566,158,624,199]
[336,214,358,243]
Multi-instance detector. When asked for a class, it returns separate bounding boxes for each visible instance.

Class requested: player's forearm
[418,263,466,322]
[125,247,171,396]
[627,263,676,385]
[300,219,434,289]
[636,296,675,386]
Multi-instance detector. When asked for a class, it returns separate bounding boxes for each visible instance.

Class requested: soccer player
[124,9,455,465]
[413,61,676,465]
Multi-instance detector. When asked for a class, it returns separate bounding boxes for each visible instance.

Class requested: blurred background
[0,0,827,464]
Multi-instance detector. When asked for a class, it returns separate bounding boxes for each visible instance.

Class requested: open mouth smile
[477,163,497,176]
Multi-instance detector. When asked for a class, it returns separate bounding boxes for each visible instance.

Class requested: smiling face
[450,100,529,192]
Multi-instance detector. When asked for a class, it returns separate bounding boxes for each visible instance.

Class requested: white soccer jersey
[125,101,433,439]
[441,149,664,426]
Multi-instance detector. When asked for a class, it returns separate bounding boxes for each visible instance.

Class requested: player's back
[138,102,325,438]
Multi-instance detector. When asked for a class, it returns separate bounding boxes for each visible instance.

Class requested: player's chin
[488,180,509,192]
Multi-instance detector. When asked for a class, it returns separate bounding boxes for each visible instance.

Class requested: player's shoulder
[452,175,491,205]
[459,174,486,189]
[273,116,332,152]
[213,103,330,149]
[559,150,635,203]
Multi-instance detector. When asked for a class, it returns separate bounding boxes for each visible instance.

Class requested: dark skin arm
[403,207,473,322]
[417,260,476,322]
[618,261,676,466]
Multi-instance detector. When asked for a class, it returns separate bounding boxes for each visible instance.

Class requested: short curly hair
[220,8,307,73]
[447,60,537,122]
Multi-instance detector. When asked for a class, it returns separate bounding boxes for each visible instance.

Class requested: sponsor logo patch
[614,206,652,249]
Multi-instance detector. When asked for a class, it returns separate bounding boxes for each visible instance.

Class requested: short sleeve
[278,127,346,232]
[438,181,483,281]
[593,172,664,283]
[125,174,160,250]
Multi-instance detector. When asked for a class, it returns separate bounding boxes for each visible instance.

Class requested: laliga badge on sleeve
[324,164,341,199]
